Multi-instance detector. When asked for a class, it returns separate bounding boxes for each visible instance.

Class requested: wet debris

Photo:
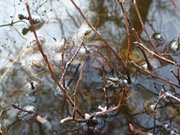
[169,40,180,52]
[151,32,165,47]
[15,105,36,121]
[36,115,52,131]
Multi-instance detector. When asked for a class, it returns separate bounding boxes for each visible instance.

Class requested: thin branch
[60,41,83,86]
[130,61,180,88]
[69,0,131,83]
[134,42,180,68]
[24,1,83,118]
[132,0,155,48]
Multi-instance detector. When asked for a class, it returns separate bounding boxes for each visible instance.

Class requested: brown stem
[24,2,83,118]
[69,0,131,83]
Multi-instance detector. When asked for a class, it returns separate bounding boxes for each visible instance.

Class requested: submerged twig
[24,1,83,118]
[61,86,128,124]
[132,0,155,48]
[131,61,180,88]
[129,123,154,135]
[134,42,180,68]
[69,0,131,83]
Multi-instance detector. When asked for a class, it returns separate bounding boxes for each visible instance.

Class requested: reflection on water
[0,0,180,135]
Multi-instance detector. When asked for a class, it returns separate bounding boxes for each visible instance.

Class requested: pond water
[0,0,180,135]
